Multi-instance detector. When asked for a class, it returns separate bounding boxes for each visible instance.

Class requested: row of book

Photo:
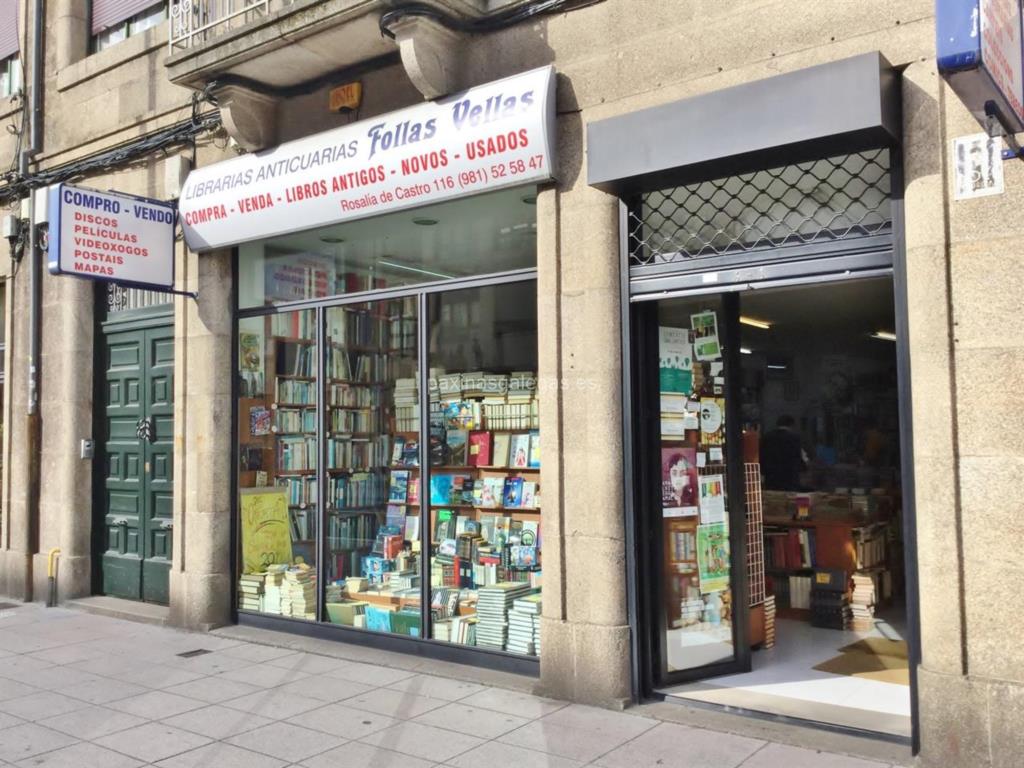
[328,471,387,509]
[276,341,315,377]
[326,512,378,552]
[239,372,264,398]
[853,523,888,569]
[278,436,317,471]
[482,401,540,431]
[330,408,381,434]
[277,475,317,505]
[327,350,388,382]
[389,471,540,510]
[330,383,381,408]
[765,527,816,570]
[327,436,390,470]
[276,379,316,405]
[237,564,317,619]
[276,407,316,434]
[431,371,537,400]
[327,306,388,348]
[271,312,315,340]
[290,508,316,541]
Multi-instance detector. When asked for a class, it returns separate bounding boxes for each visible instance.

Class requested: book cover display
[661,447,699,518]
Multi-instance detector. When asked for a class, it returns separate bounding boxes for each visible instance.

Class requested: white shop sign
[981,0,1024,122]
[179,66,556,252]
[48,184,176,289]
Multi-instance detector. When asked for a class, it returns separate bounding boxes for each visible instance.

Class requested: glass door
[635,292,750,686]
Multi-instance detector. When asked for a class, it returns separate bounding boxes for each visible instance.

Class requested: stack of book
[281,566,316,619]
[810,569,850,630]
[476,582,531,650]
[763,595,776,648]
[394,378,419,432]
[262,565,287,614]
[238,573,264,612]
[851,570,877,631]
[507,592,541,655]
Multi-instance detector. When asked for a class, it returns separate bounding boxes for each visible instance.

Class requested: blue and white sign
[48,184,176,289]
[938,0,1024,133]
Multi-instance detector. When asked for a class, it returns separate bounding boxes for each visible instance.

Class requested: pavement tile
[447,741,584,768]
[220,644,300,663]
[11,741,144,768]
[26,644,108,666]
[0,691,91,722]
[533,703,658,738]
[155,742,289,768]
[161,703,276,740]
[739,743,892,768]
[265,653,350,675]
[107,664,206,690]
[0,723,79,762]
[458,688,568,719]
[217,663,311,689]
[593,721,764,768]
[92,722,212,763]
[159,651,255,676]
[342,688,449,719]
[358,720,485,763]
[276,674,373,703]
[0,679,41,702]
[222,689,327,719]
[224,720,346,762]
[300,741,435,768]
[288,701,400,740]
[327,662,415,687]
[500,719,641,763]
[60,677,149,705]
[65,655,150,679]
[413,701,530,739]
[38,704,147,739]
[385,674,488,702]
[0,667,104,692]
[0,656,56,681]
[0,631,72,654]
[161,675,262,704]
[0,710,25,730]
[106,689,206,719]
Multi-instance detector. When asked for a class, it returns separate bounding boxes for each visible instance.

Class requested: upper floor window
[0,54,20,98]
[92,1,167,53]
[0,0,18,96]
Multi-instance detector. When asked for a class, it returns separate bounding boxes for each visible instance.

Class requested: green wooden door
[100,323,174,604]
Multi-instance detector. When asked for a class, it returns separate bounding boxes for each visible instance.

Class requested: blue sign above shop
[937,0,1024,134]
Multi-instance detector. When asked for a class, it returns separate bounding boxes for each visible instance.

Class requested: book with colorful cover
[509,434,530,468]
[502,477,524,508]
[391,436,406,466]
[468,431,492,467]
[528,430,541,468]
[521,481,537,509]
[447,429,468,465]
[388,470,410,503]
[480,477,504,508]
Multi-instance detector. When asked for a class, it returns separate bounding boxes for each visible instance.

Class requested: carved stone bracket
[390,16,465,100]
[213,84,278,152]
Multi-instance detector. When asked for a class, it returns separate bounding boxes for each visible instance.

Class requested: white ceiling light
[739,316,772,330]
[871,330,897,341]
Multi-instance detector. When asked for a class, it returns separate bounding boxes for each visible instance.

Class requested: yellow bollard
[46,547,60,607]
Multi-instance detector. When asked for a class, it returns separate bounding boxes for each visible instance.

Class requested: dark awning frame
[587,52,900,196]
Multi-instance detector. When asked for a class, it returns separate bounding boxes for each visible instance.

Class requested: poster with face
[661,447,699,517]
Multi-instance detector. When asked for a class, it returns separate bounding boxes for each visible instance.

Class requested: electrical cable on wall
[379,0,605,38]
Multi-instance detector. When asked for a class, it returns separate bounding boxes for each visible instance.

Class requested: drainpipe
[20,0,44,601]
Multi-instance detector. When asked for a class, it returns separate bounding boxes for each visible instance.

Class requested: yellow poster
[240,488,292,573]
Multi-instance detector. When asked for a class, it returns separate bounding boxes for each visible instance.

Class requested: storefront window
[426,282,540,655]
[235,187,541,659]
[237,309,319,620]
[238,186,537,309]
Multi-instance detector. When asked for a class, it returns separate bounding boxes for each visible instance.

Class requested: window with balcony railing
[92,2,167,53]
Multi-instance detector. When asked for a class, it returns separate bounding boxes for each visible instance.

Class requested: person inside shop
[761,414,807,491]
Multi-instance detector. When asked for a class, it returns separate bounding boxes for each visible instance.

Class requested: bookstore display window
[655,296,736,674]
[424,282,541,654]
[235,185,541,658]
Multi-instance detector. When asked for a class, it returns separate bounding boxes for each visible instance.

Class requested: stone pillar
[538,112,632,708]
[169,248,234,631]
[32,267,94,600]
[0,239,33,601]
[53,0,89,72]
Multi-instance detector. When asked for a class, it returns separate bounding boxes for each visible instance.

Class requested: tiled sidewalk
[0,603,910,768]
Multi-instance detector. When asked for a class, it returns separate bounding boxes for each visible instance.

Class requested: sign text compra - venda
[178,65,556,251]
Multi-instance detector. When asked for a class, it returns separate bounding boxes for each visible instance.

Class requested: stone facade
[0,1,1022,764]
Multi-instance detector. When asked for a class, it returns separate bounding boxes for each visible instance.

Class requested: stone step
[65,595,170,627]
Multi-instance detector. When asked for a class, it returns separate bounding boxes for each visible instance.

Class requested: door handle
[136,417,155,443]
[110,517,129,527]
[160,520,173,531]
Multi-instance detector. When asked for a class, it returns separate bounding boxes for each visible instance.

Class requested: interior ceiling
[266,186,538,278]
[742,277,895,336]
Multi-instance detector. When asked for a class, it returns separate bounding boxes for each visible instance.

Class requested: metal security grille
[106,283,172,314]
[629,149,892,266]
